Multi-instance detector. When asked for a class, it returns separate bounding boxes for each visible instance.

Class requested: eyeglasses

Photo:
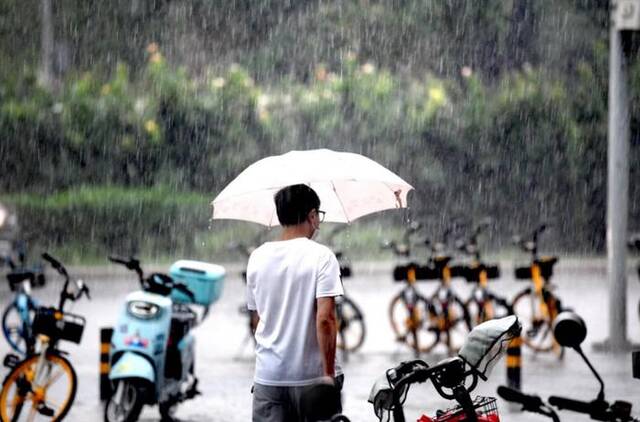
[317,209,326,223]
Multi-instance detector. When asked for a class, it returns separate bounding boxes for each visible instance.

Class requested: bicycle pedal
[3,353,19,369]
[38,404,55,417]
[186,388,201,399]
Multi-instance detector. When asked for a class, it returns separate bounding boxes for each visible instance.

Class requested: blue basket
[169,260,225,306]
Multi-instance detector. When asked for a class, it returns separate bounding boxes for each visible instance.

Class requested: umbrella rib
[331,181,351,224]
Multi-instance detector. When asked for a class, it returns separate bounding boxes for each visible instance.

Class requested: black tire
[0,353,77,422]
[388,289,438,355]
[104,379,146,422]
[426,291,471,355]
[464,288,511,327]
[336,296,366,353]
[511,288,558,353]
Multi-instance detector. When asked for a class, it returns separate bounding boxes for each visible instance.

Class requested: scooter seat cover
[169,260,226,306]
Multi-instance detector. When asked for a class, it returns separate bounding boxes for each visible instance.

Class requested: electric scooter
[103,256,225,422]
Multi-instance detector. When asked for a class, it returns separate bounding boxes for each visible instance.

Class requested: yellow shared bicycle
[0,253,90,422]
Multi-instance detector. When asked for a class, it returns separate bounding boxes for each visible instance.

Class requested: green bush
[1,186,210,262]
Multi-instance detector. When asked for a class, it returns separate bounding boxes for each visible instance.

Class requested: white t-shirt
[246,237,344,386]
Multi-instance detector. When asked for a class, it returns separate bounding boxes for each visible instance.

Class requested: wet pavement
[1,259,639,421]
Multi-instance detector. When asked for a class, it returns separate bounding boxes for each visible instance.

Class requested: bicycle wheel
[0,353,77,422]
[2,303,34,356]
[464,289,511,327]
[336,296,366,353]
[426,292,471,355]
[512,288,556,352]
[389,289,438,355]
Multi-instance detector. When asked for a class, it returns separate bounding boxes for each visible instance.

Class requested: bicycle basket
[32,307,85,344]
[430,396,499,422]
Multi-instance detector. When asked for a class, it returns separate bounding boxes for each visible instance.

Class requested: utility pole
[595,0,637,353]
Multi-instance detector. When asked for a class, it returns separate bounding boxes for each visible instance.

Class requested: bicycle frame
[512,225,562,355]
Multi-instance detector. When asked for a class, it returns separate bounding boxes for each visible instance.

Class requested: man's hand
[316,296,338,378]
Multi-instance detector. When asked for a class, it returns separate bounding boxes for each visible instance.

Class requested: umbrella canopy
[212,149,413,227]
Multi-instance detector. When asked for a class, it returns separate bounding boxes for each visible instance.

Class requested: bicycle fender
[109,352,155,383]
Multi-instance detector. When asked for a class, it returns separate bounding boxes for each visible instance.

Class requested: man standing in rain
[246,184,344,421]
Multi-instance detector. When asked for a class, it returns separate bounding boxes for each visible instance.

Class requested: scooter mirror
[553,311,587,348]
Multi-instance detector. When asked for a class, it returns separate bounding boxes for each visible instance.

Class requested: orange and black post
[506,333,522,390]
[100,327,113,400]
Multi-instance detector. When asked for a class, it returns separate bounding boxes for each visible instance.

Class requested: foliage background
[0,0,638,261]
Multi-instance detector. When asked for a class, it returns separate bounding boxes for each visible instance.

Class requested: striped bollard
[506,334,522,391]
[100,327,113,400]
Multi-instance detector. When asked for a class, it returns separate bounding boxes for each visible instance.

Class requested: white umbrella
[212,149,413,227]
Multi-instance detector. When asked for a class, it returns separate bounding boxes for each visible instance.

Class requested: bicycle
[454,220,510,326]
[419,233,472,355]
[384,222,435,356]
[325,226,366,360]
[510,224,564,356]
[370,315,521,422]
[386,221,472,356]
[498,310,639,421]
[0,253,90,422]
[1,244,45,356]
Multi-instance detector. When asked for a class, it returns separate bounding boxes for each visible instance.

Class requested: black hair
[274,184,321,226]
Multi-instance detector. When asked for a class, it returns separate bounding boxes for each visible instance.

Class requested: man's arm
[316,296,338,378]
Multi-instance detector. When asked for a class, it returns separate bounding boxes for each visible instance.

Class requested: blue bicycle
[1,246,45,356]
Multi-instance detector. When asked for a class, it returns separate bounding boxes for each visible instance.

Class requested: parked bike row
[383,221,566,359]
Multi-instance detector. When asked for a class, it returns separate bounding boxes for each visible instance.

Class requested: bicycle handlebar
[498,386,544,410]
[42,253,91,309]
[42,253,67,276]
[108,255,144,282]
[548,396,603,416]
[498,386,560,422]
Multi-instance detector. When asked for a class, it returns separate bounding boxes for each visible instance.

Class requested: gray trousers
[252,375,344,422]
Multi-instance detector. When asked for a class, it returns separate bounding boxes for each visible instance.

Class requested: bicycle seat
[432,256,452,270]
[7,270,37,290]
[535,256,558,278]
[464,264,500,282]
